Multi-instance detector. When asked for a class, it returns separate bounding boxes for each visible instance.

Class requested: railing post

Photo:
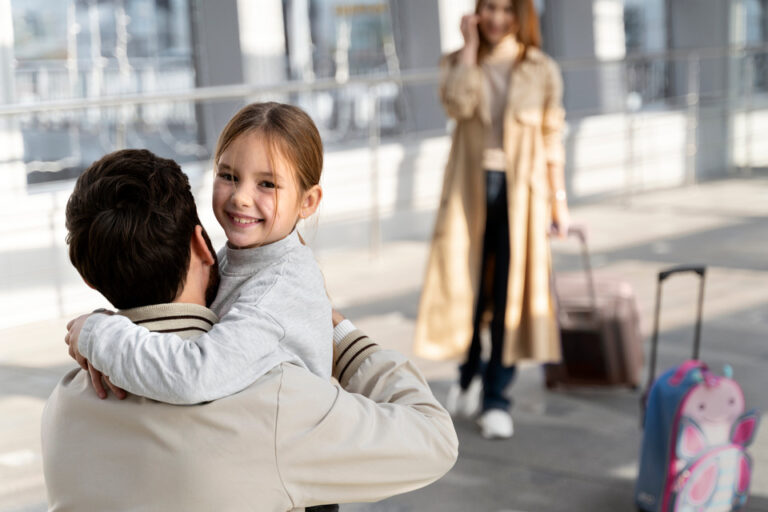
[50,192,65,318]
[623,59,640,206]
[368,83,381,259]
[744,54,754,177]
[685,54,700,186]
[115,111,127,150]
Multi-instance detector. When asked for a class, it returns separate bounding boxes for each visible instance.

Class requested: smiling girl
[69,102,335,404]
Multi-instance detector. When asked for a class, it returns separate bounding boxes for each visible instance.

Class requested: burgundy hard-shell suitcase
[545,226,644,389]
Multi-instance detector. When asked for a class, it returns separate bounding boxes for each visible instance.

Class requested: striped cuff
[333,319,356,345]
[333,329,381,387]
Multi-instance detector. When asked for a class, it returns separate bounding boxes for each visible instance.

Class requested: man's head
[66,149,219,309]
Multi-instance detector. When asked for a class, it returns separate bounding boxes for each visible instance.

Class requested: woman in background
[415,0,569,439]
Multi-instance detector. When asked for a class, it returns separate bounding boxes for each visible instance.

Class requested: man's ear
[191,225,215,266]
[299,184,322,219]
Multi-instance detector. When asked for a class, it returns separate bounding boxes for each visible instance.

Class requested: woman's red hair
[475,0,541,61]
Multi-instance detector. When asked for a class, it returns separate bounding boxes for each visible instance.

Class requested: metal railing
[0,45,768,235]
[2,44,765,167]
[0,44,766,331]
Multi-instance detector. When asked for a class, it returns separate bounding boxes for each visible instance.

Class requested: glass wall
[11,0,199,184]
[291,0,405,143]
[623,0,669,106]
[745,0,768,92]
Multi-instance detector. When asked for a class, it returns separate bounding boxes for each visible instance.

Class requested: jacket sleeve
[439,53,483,120]
[275,329,459,508]
[78,284,297,404]
[542,58,566,166]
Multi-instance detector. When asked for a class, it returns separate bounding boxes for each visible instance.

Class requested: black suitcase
[545,226,644,389]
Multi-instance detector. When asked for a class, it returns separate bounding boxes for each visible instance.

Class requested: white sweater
[78,230,333,404]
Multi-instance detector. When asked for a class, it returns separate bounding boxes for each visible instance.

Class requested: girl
[70,102,333,405]
[414,0,570,439]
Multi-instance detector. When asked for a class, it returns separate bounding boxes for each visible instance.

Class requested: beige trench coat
[414,45,565,366]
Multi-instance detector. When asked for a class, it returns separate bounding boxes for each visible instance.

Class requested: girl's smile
[212,131,303,249]
[225,212,264,225]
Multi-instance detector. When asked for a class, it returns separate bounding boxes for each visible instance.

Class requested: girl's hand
[331,309,346,327]
[65,314,91,371]
[65,311,127,400]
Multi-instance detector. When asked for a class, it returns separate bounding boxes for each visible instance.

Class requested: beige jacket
[414,44,565,366]
[41,304,458,512]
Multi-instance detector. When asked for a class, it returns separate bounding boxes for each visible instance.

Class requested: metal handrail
[0,68,441,117]
[2,43,767,117]
[558,43,768,70]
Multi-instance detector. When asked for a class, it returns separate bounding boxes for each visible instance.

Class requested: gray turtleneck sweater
[78,230,333,404]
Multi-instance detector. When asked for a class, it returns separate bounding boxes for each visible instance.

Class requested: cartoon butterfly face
[680,376,744,427]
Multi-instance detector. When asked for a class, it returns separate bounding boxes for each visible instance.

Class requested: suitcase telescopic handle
[658,264,706,282]
[645,264,707,399]
[551,224,598,311]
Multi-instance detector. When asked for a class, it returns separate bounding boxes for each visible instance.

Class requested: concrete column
[390,0,445,132]
[0,0,26,196]
[667,0,730,98]
[285,0,314,81]
[667,0,731,180]
[189,0,244,152]
[542,0,625,114]
[237,0,287,87]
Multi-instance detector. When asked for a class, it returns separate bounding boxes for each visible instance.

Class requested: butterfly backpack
[636,361,760,511]
[635,266,760,512]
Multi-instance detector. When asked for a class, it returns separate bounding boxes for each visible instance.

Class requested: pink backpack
[635,266,760,511]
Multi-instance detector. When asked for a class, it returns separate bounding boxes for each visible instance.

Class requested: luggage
[635,265,760,512]
[545,226,643,389]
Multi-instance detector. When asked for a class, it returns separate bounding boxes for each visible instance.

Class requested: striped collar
[118,303,218,339]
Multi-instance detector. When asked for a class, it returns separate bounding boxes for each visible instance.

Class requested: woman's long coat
[414,45,565,366]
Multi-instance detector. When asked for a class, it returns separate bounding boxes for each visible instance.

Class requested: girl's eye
[259,181,276,189]
[217,172,236,182]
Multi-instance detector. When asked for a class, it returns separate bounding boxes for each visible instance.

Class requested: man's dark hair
[66,149,218,309]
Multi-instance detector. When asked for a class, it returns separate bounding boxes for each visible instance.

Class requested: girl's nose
[231,184,251,208]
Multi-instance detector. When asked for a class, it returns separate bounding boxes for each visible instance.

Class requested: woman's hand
[551,196,571,239]
[459,14,480,66]
[460,14,480,48]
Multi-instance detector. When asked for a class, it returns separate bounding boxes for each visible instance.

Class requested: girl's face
[213,131,314,248]
[478,0,515,46]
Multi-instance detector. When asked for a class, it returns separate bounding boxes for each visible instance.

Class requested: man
[42,149,458,511]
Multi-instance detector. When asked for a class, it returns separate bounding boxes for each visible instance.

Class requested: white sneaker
[444,378,482,418]
[477,409,514,439]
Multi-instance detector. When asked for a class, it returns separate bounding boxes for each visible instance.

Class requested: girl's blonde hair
[474,0,541,62]
[214,102,323,195]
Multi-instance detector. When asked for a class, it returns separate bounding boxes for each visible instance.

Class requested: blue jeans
[459,171,517,412]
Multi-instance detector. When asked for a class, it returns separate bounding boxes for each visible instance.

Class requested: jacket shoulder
[440,50,462,68]
[274,363,340,426]
[526,47,561,72]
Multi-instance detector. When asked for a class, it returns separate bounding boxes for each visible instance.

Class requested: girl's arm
[72,295,296,405]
